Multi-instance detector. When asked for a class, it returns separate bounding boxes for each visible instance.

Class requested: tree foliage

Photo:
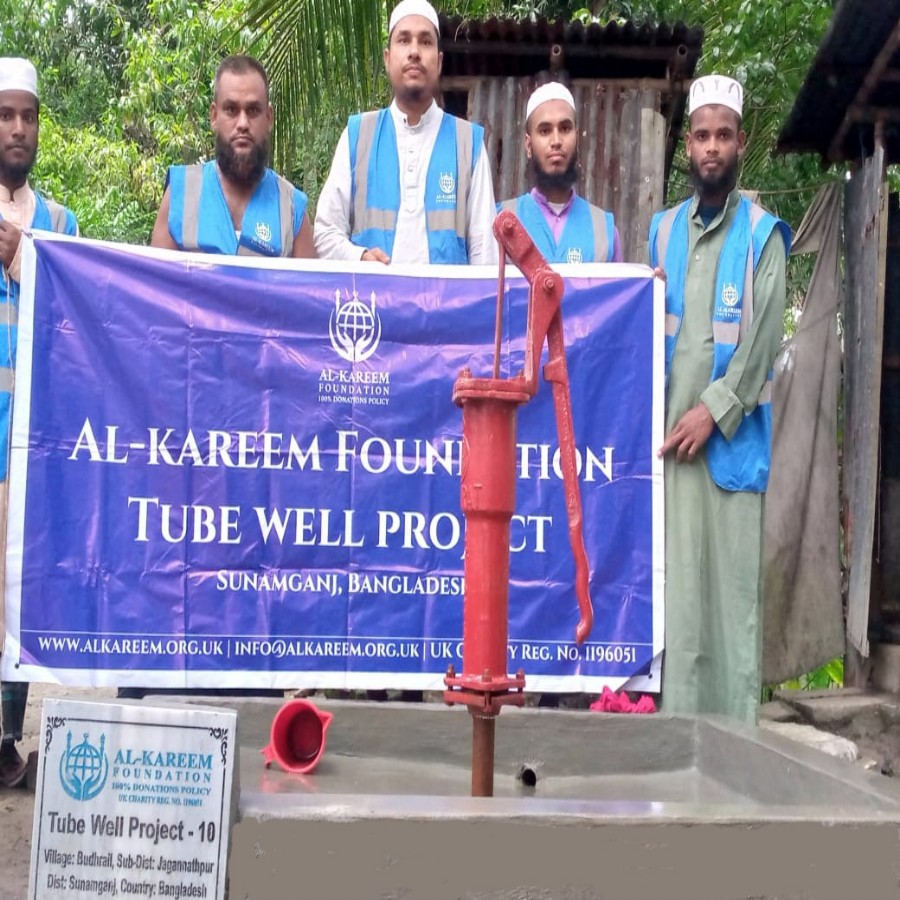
[1,0,840,242]
[608,0,837,228]
[1,0,244,243]
[236,0,836,232]
[241,0,386,181]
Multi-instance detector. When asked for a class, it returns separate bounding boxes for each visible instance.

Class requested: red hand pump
[444,211,594,796]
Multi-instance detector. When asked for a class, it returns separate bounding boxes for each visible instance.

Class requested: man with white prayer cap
[0,56,78,788]
[648,74,790,723]
[314,0,498,265]
[501,80,621,263]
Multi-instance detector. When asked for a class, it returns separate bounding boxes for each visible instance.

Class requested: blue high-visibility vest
[167,161,306,257]
[501,192,615,263]
[348,108,482,264]
[649,196,791,492]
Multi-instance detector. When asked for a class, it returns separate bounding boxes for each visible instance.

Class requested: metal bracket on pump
[444,210,594,797]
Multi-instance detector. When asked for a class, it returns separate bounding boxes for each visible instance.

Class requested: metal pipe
[471,713,496,797]
[549,43,564,73]
[493,246,506,380]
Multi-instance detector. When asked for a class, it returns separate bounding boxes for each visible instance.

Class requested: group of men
[0,0,789,786]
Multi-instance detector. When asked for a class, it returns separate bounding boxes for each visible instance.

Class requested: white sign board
[29,699,237,900]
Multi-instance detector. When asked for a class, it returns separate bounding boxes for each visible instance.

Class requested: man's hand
[658,403,716,463]
[0,220,23,270]
[652,266,667,282]
[361,247,390,264]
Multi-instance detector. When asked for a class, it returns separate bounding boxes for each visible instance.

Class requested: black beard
[395,84,429,107]
[689,155,739,198]
[530,149,579,195]
[0,151,36,187]
[216,135,267,187]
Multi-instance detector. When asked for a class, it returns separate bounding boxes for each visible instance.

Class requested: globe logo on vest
[721,283,739,308]
[255,222,273,246]
[329,288,382,363]
[59,730,109,801]
[438,171,456,201]
[566,247,583,264]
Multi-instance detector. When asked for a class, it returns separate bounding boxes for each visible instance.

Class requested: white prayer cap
[389,0,439,35]
[526,82,576,123]
[688,74,743,119]
[0,58,38,99]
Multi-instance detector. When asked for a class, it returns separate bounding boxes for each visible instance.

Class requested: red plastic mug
[261,699,333,775]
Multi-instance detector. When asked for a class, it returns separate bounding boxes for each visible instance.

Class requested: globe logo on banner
[329,288,382,362]
[59,730,109,801]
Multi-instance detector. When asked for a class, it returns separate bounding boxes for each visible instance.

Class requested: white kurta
[314,100,498,265]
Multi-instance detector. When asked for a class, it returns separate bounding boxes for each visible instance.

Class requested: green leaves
[34,114,163,243]
[240,0,387,174]
[3,0,248,241]
[2,0,842,242]
[776,657,844,692]
[620,0,836,228]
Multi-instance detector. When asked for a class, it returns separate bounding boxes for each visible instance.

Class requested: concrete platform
[216,700,900,899]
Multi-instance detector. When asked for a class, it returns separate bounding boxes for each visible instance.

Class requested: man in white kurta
[314,0,497,266]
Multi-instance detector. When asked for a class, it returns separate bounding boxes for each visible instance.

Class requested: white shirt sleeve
[314,126,366,262]
[465,147,499,266]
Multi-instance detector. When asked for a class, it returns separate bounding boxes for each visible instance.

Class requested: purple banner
[3,233,663,691]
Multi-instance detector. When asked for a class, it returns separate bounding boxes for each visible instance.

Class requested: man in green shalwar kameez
[649,75,791,723]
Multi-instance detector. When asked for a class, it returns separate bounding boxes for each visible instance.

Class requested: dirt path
[0,683,115,900]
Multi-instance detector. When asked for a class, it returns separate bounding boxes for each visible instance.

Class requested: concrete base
[207,700,900,899]
[230,817,900,900]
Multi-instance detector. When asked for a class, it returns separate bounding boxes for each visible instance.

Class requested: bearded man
[501,81,621,263]
[151,54,315,258]
[0,57,78,787]
[649,74,791,723]
[314,0,497,266]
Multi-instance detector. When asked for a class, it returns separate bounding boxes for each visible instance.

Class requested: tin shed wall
[844,147,888,662]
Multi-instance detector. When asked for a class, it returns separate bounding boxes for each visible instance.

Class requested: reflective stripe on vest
[649,196,791,492]
[181,165,204,251]
[45,199,68,233]
[236,174,295,257]
[502,193,614,263]
[177,163,296,257]
[587,204,613,263]
[349,109,479,264]
[0,298,17,329]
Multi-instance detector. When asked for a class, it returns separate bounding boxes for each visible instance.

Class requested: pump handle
[492,211,593,644]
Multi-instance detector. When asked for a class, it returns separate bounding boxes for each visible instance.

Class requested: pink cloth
[589,686,657,714]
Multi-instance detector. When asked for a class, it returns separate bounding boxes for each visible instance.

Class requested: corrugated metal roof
[777,0,900,164]
[439,16,703,81]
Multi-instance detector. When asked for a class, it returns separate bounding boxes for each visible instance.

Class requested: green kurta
[662,189,787,724]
